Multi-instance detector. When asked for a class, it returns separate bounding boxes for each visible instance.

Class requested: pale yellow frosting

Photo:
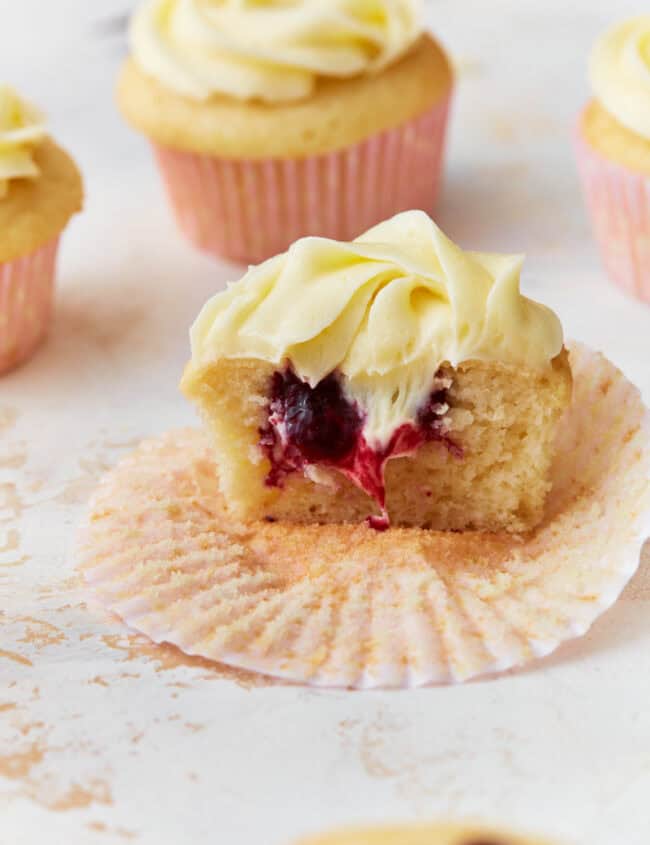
[590,15,650,139]
[0,87,46,199]
[189,211,564,446]
[130,0,422,103]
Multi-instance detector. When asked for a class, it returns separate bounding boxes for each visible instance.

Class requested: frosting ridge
[130,0,422,103]
[590,15,650,139]
[0,87,46,199]
[188,211,564,444]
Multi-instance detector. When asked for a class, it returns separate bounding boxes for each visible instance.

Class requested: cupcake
[293,822,558,845]
[116,0,453,265]
[0,86,83,374]
[576,16,650,303]
[181,210,571,533]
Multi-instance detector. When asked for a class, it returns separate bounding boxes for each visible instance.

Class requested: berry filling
[260,370,363,487]
[259,368,461,530]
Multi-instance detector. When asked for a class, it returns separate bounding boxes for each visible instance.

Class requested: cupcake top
[130,0,422,103]
[186,211,564,445]
[0,87,47,199]
[590,15,650,139]
[0,86,82,263]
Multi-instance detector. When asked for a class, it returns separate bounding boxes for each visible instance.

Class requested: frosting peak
[130,0,422,103]
[187,211,564,444]
[0,87,46,199]
[590,15,650,139]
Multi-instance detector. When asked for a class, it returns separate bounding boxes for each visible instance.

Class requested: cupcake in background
[117,0,453,265]
[576,16,650,304]
[0,87,83,374]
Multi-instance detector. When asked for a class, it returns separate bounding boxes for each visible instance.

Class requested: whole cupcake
[576,16,650,304]
[0,86,83,374]
[117,0,453,265]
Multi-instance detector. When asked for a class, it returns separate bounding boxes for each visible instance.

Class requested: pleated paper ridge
[153,95,451,265]
[575,118,650,304]
[0,237,59,373]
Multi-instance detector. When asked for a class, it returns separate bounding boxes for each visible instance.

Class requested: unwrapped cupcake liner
[0,237,60,374]
[152,95,451,265]
[575,118,650,304]
[78,343,650,689]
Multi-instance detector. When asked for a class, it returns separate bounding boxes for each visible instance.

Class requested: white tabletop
[2,2,650,844]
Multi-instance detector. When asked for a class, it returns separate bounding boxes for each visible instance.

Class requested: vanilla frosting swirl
[0,87,46,199]
[130,0,422,103]
[188,212,563,445]
[590,15,650,139]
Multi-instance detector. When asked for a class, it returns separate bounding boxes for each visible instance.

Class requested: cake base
[182,353,572,533]
[78,344,650,689]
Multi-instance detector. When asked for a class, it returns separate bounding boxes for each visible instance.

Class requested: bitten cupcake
[81,213,649,688]
[182,210,571,533]
[576,16,650,303]
[0,86,83,374]
[117,0,453,265]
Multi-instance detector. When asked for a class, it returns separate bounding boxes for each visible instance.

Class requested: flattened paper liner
[78,344,650,689]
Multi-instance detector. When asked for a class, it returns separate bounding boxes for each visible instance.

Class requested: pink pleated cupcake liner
[153,95,451,265]
[0,238,60,375]
[78,343,650,689]
[575,118,650,304]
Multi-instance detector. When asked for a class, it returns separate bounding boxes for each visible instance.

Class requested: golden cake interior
[182,350,572,533]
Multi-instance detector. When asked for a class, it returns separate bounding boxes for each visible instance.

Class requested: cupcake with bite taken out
[576,15,650,303]
[182,210,571,533]
[117,0,453,265]
[0,86,83,374]
[82,212,650,690]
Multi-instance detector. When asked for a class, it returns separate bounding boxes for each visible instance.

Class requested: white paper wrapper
[78,344,650,689]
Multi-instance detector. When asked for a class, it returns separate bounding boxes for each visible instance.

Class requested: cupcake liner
[78,343,650,689]
[152,95,451,265]
[0,237,60,374]
[575,118,650,304]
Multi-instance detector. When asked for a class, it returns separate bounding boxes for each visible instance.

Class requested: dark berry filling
[280,370,362,462]
[259,367,461,529]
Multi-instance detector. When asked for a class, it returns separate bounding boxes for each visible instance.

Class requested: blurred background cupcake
[117,0,453,265]
[0,86,83,374]
[576,15,650,304]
